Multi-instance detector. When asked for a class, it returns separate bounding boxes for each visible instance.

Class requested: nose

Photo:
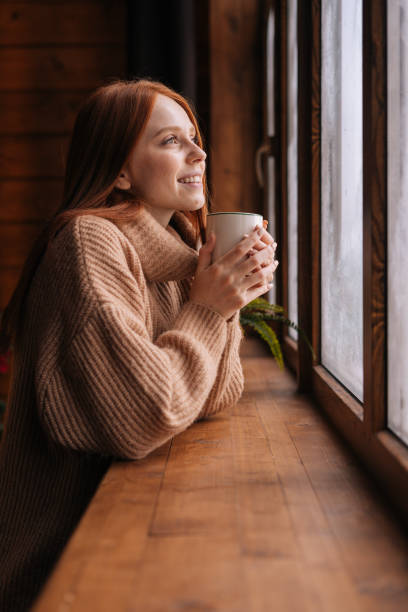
[188,142,206,163]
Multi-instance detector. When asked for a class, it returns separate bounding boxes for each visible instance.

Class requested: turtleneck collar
[113,206,199,282]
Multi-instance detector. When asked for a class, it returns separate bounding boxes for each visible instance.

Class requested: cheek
[147,157,177,181]
[130,153,180,198]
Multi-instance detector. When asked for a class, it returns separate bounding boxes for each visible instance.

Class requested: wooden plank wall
[209,0,262,213]
[0,0,127,397]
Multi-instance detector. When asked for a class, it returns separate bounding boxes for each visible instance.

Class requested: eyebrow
[153,125,196,138]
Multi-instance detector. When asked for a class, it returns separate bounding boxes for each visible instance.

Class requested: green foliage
[240,315,284,368]
[240,297,316,367]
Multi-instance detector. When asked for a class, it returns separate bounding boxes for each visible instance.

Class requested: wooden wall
[0,0,262,401]
[209,0,262,213]
[0,0,127,397]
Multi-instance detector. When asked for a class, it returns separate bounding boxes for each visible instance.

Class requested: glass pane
[266,8,276,303]
[267,8,275,137]
[287,0,298,340]
[267,157,276,304]
[387,0,408,445]
[321,0,363,401]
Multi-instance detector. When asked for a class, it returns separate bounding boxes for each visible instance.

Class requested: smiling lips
[178,175,202,184]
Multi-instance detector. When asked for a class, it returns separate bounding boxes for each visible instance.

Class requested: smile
[178,175,202,184]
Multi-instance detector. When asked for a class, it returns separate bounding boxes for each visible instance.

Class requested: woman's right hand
[189,226,279,320]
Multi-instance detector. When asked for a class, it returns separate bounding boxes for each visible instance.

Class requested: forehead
[146,94,195,134]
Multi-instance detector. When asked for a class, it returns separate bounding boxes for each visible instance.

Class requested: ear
[115,170,131,191]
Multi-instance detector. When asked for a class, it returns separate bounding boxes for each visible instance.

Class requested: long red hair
[0,79,209,353]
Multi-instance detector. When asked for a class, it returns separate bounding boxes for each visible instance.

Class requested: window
[285,0,408,518]
[266,3,277,305]
[320,0,363,401]
[287,0,298,341]
[387,0,408,446]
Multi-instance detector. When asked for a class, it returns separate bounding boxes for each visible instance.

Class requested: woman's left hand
[246,220,278,285]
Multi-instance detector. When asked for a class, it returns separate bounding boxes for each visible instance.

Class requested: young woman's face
[117,94,206,225]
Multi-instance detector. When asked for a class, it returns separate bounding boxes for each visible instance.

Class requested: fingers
[245,281,274,302]
[242,258,279,291]
[196,232,216,274]
[239,244,275,276]
[246,224,277,253]
[257,225,275,248]
[217,226,265,268]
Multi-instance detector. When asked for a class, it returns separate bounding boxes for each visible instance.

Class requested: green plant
[239,297,316,369]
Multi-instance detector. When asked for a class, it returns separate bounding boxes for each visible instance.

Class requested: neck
[143,204,174,227]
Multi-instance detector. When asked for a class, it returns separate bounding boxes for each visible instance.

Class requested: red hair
[0,79,209,353]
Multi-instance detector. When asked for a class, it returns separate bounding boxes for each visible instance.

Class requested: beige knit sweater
[0,206,244,611]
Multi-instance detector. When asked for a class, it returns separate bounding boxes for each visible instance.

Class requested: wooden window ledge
[33,337,408,611]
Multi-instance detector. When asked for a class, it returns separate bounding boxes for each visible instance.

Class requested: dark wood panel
[363,0,387,433]
[0,267,21,309]
[282,334,298,376]
[0,2,125,45]
[279,0,290,339]
[311,0,321,365]
[0,47,126,91]
[296,1,314,391]
[0,223,43,267]
[0,179,63,221]
[0,92,89,134]
[209,0,261,213]
[0,136,70,177]
[0,374,10,398]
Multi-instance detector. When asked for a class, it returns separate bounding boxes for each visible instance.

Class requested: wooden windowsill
[33,337,408,611]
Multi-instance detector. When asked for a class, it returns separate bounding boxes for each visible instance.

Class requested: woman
[0,79,278,610]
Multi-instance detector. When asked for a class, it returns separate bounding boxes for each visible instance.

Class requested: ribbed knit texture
[0,207,244,611]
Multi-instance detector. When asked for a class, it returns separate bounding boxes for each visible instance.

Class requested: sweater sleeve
[38,217,229,460]
[194,311,244,421]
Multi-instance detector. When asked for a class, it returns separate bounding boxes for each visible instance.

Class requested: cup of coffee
[206,212,264,262]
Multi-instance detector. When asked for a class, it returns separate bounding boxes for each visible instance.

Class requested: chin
[187,197,205,211]
[189,202,205,212]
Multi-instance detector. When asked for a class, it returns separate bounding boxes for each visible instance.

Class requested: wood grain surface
[33,341,408,611]
[0,0,127,405]
[209,0,262,213]
[0,2,125,45]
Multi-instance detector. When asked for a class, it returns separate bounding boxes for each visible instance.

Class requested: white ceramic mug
[206,212,263,262]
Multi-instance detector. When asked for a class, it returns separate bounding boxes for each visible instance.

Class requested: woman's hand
[189,225,279,320]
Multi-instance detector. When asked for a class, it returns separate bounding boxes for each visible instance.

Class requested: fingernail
[243,233,249,238]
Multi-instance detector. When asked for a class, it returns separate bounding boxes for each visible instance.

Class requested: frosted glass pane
[321,0,363,401]
[287,0,298,340]
[267,156,277,304]
[387,0,408,446]
[266,8,276,304]
[267,9,275,137]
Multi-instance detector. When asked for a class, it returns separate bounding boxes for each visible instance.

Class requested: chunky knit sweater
[0,206,244,611]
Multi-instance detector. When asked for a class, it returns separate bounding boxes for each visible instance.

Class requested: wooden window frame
[279,0,299,374]
[292,0,408,522]
[261,0,299,374]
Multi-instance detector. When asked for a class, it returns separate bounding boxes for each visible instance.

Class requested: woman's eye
[192,135,199,144]
[163,136,177,145]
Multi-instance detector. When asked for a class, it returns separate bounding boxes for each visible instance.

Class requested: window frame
[291,0,408,521]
